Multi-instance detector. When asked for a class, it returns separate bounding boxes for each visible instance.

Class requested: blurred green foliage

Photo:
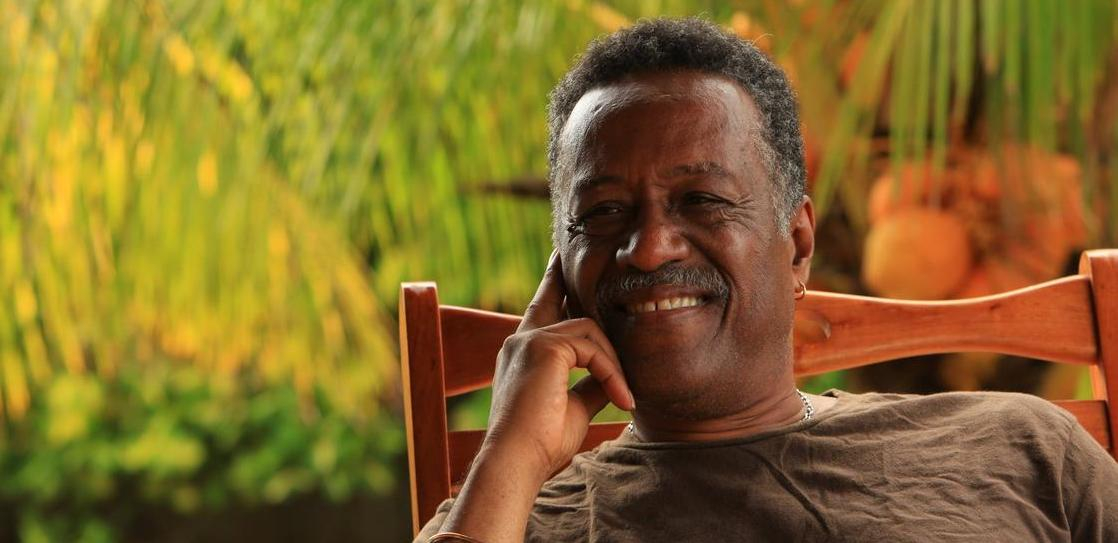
[1,364,401,542]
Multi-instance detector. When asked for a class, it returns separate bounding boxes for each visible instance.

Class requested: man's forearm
[438,442,551,542]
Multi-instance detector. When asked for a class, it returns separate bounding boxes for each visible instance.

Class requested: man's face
[555,71,811,419]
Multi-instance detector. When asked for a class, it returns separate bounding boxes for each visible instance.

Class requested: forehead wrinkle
[663,161,731,179]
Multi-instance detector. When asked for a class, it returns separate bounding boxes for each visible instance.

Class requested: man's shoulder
[838,388,1071,414]
[835,388,1065,409]
[824,389,1079,439]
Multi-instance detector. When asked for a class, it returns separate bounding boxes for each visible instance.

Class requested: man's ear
[790,197,816,284]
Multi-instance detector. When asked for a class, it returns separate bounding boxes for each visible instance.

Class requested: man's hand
[485,250,635,477]
[438,250,634,542]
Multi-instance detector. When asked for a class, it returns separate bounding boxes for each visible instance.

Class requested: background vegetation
[0,0,1115,541]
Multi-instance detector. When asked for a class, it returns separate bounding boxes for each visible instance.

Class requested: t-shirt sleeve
[1060,418,1118,542]
[413,498,455,543]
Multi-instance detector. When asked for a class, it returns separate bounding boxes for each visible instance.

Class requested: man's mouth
[624,296,704,314]
[596,263,729,321]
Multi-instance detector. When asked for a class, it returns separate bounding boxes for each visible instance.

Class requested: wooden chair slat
[1080,251,1118,453]
[400,283,452,535]
[441,306,519,396]
[1054,399,1112,451]
[440,277,1099,393]
[794,276,1098,375]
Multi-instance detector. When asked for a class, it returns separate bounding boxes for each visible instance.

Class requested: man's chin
[616,344,711,394]
[619,356,732,422]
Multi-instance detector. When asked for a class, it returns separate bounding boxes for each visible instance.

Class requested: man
[418,17,1118,542]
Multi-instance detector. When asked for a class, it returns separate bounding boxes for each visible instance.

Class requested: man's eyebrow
[571,174,623,195]
[666,161,732,178]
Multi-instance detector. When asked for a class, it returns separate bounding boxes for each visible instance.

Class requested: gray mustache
[596,264,731,310]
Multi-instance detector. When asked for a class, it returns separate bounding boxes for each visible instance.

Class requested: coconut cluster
[862,145,1088,301]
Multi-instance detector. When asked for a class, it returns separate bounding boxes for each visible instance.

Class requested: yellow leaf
[587,2,629,32]
[60,328,85,373]
[225,64,254,103]
[730,11,754,38]
[2,351,29,419]
[70,105,92,149]
[267,223,290,258]
[21,328,50,384]
[13,280,37,322]
[104,135,126,195]
[163,34,196,76]
[96,109,113,143]
[6,7,29,55]
[197,150,219,196]
[134,139,155,177]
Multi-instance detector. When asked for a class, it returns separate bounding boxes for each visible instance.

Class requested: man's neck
[629,384,827,442]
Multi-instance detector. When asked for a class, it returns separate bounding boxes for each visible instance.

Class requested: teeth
[626,296,702,314]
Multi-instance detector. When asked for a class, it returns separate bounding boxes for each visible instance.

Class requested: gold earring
[793,280,806,300]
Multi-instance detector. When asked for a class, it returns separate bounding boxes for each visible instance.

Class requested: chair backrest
[399,249,1118,535]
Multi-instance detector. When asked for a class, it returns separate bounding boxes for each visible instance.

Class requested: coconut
[862,208,972,300]
[867,160,962,225]
[952,266,994,299]
[983,255,1036,293]
[868,164,932,224]
[1017,218,1071,278]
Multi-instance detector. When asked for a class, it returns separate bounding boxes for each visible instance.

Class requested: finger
[561,336,634,411]
[569,375,610,421]
[518,250,567,332]
[543,318,622,369]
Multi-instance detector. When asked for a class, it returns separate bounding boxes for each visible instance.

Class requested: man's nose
[615,208,690,272]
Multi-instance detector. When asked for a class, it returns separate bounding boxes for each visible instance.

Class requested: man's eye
[682,193,726,206]
[582,203,625,218]
[567,203,631,238]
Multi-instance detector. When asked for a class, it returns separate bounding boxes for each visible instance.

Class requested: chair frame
[400,249,1118,535]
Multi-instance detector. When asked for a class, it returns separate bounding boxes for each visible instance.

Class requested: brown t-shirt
[416,391,1118,542]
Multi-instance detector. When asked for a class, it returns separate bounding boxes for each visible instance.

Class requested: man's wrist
[474,436,554,486]
[441,438,552,542]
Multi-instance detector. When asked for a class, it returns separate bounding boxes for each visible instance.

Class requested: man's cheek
[563,287,594,320]
[561,251,596,319]
[556,270,583,320]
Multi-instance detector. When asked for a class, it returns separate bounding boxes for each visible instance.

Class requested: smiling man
[417,18,1118,543]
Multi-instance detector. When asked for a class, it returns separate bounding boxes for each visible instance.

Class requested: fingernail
[627,391,636,411]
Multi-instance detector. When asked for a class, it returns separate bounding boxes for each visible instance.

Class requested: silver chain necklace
[626,390,815,435]
[796,389,815,421]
